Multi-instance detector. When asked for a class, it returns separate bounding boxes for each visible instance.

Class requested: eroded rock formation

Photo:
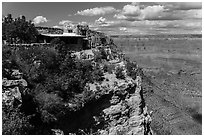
[85,73,152,135]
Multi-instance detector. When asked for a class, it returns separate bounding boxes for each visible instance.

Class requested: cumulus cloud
[114,2,202,21]
[122,4,141,16]
[33,16,48,25]
[76,6,119,16]
[95,17,107,24]
[114,14,127,20]
[140,5,165,20]
[114,4,165,21]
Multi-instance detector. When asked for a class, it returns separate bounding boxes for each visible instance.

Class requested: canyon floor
[113,37,202,135]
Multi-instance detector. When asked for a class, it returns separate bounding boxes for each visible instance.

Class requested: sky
[2,2,202,35]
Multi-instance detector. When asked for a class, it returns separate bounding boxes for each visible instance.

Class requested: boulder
[2,87,22,106]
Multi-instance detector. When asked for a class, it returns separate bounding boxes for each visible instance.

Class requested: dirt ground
[113,37,202,135]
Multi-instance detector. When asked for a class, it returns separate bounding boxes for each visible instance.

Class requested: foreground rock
[2,69,27,106]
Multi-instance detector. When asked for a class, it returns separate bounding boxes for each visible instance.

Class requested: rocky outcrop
[86,72,152,135]
[2,69,27,106]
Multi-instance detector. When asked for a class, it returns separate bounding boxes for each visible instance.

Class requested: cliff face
[87,73,152,135]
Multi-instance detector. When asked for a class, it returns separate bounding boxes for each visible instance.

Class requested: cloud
[122,4,141,16]
[90,18,123,34]
[114,14,127,20]
[93,17,117,29]
[114,4,165,21]
[76,6,119,16]
[114,2,202,21]
[33,16,48,25]
[140,5,165,20]
[114,4,167,21]
[95,17,107,25]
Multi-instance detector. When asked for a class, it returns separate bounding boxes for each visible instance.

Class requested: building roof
[40,33,85,38]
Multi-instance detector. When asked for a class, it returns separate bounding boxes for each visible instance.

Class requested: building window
[68,30,73,33]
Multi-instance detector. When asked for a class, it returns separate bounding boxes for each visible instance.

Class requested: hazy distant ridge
[110,34,202,39]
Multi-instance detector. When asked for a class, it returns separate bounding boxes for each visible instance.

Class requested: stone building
[37,33,89,51]
[36,26,90,51]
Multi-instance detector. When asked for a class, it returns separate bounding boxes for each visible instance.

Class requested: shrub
[50,38,67,60]
[93,47,107,62]
[125,59,145,80]
[115,67,126,79]
[91,69,104,82]
[126,59,138,79]
[103,62,115,74]
[35,92,66,124]
[10,46,60,84]
[2,106,34,135]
